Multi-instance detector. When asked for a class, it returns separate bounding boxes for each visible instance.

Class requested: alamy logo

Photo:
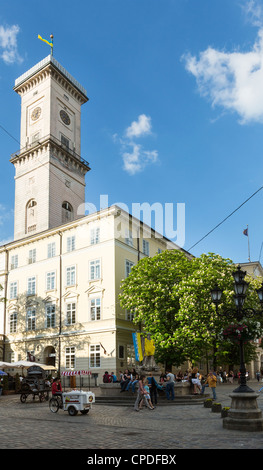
[78,195,185,247]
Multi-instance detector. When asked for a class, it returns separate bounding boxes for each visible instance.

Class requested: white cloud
[125,114,152,138]
[183,24,263,124]
[122,143,158,175]
[114,114,158,175]
[0,24,23,65]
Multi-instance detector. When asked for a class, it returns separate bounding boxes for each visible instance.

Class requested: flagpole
[50,34,54,56]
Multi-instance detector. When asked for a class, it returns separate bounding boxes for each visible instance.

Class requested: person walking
[203,371,217,400]
[134,375,153,411]
[165,370,175,400]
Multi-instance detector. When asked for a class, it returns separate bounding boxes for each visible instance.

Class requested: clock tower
[11,55,90,240]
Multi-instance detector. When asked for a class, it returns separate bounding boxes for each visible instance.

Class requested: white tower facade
[11,55,90,240]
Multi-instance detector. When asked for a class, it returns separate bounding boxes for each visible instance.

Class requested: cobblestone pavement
[1,381,263,450]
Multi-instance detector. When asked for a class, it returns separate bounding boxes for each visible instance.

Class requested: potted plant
[211,402,222,413]
[221,406,230,418]
[204,398,213,408]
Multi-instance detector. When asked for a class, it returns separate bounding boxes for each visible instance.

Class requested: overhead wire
[187,185,263,252]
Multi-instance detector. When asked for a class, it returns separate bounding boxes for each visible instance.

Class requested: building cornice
[14,55,88,104]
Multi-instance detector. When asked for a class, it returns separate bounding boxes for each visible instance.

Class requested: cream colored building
[0,55,186,382]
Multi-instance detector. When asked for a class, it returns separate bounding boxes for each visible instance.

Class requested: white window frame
[142,239,150,256]
[26,308,36,331]
[89,259,101,280]
[45,304,56,328]
[27,276,36,295]
[66,265,76,286]
[125,229,133,247]
[9,312,17,333]
[90,298,101,321]
[46,271,56,291]
[47,242,56,258]
[65,346,75,369]
[90,227,100,245]
[28,248,36,264]
[10,255,18,269]
[66,302,76,325]
[89,344,100,368]
[67,235,76,252]
[125,260,134,278]
[10,281,18,299]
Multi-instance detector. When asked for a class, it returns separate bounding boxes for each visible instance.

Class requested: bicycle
[49,394,63,413]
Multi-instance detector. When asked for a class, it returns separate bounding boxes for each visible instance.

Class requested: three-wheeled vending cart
[49,389,95,416]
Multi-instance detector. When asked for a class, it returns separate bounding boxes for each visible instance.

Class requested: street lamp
[211,266,263,393]
[211,265,263,431]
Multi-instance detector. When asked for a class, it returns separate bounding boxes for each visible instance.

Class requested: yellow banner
[145,338,155,356]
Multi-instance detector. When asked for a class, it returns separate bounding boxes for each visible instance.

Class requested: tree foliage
[119,250,263,368]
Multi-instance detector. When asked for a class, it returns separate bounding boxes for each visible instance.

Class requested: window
[125,260,134,278]
[28,249,36,264]
[142,239,149,256]
[126,309,135,321]
[90,227,100,245]
[89,259,101,280]
[125,229,133,247]
[118,345,125,359]
[10,255,18,269]
[66,303,76,325]
[10,312,17,333]
[10,281,18,299]
[65,347,75,369]
[63,203,73,223]
[27,276,36,295]
[46,271,56,290]
[26,199,37,234]
[66,266,76,286]
[46,304,56,328]
[27,308,36,331]
[90,344,100,368]
[67,235,75,252]
[61,134,70,148]
[47,242,56,258]
[90,298,101,321]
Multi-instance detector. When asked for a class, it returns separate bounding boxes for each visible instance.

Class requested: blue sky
[0,0,263,264]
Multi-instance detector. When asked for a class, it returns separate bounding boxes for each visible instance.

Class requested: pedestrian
[191,367,201,394]
[134,375,153,411]
[120,369,132,392]
[165,370,175,400]
[256,371,261,382]
[203,371,217,400]
[147,372,158,405]
[139,380,155,410]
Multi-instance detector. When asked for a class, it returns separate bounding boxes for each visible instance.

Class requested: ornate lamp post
[211,266,263,431]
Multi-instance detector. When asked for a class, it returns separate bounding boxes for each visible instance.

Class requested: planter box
[204,399,213,408]
[221,409,229,418]
[211,403,222,413]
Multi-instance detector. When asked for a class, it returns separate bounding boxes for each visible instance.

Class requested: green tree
[120,250,194,368]
[120,251,263,369]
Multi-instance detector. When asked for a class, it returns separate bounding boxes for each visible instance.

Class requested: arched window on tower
[26,199,37,234]
[62,202,73,223]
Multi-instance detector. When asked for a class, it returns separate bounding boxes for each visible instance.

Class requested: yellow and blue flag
[132,332,143,362]
[38,34,53,48]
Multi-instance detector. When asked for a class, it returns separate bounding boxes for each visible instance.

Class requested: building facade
[0,55,186,382]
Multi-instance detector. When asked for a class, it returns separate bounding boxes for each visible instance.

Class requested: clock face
[60,109,71,125]
[31,107,41,122]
